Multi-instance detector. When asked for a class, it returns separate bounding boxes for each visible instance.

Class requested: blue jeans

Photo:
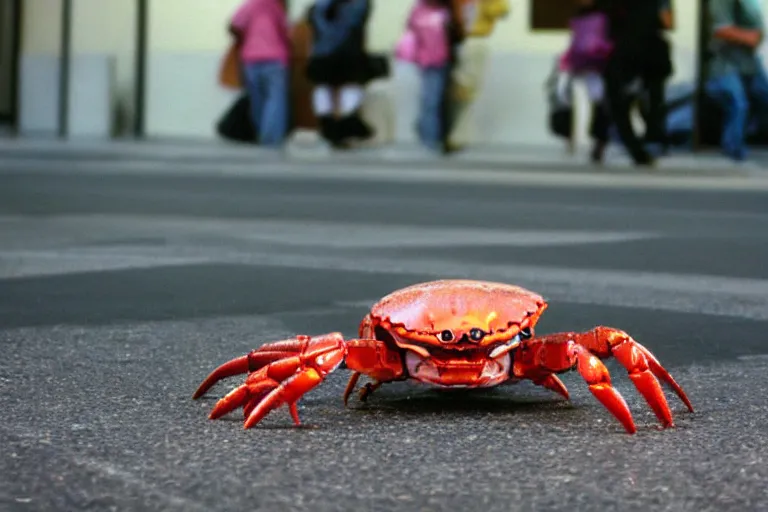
[243,60,289,147]
[705,65,768,160]
[418,65,450,150]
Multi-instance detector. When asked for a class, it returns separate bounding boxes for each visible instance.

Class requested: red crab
[192,279,694,433]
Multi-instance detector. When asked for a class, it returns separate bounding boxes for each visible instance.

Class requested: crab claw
[192,336,313,399]
[516,326,693,433]
[243,368,324,428]
[584,327,694,425]
[208,376,279,420]
[193,355,251,400]
[199,333,347,428]
[567,343,638,433]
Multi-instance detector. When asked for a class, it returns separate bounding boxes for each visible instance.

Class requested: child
[401,0,462,152]
[306,0,374,149]
[557,0,614,163]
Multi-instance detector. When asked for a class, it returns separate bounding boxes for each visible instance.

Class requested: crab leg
[343,372,362,405]
[341,314,376,405]
[342,338,405,405]
[534,374,570,400]
[516,326,693,433]
[341,314,405,405]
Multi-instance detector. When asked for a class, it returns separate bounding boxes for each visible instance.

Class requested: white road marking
[2,245,767,321]
[2,214,766,321]
[0,214,660,249]
[0,251,209,279]
[737,354,768,361]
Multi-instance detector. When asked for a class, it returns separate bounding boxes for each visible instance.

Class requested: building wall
[18,0,703,147]
[21,0,62,55]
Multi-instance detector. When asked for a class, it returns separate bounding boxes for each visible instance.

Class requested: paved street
[1,156,767,512]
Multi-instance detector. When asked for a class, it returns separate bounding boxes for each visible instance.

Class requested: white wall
[144,0,242,139]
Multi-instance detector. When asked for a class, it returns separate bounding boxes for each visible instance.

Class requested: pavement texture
[1,153,767,512]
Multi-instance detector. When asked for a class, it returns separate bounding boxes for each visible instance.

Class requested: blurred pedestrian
[603,0,673,166]
[306,0,375,149]
[399,0,464,153]
[229,0,291,147]
[704,0,768,162]
[557,0,614,163]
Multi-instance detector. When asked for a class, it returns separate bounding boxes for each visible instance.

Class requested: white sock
[339,85,364,115]
[312,86,334,116]
[583,72,605,102]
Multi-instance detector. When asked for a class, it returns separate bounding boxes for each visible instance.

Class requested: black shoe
[338,113,375,143]
[632,151,656,167]
[591,140,607,164]
[441,141,464,155]
[318,115,348,149]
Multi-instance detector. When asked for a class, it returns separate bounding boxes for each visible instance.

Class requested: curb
[0,145,754,179]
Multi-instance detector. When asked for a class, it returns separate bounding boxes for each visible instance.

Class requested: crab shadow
[348,386,578,420]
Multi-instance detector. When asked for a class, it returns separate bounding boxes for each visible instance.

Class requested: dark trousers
[604,38,671,164]
[604,65,666,163]
[590,101,611,142]
[642,78,667,144]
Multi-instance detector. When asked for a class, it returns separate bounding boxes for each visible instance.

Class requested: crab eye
[439,330,454,342]
[519,327,532,339]
[469,328,486,341]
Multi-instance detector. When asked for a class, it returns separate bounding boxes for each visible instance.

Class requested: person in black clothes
[602,0,674,165]
[306,0,375,148]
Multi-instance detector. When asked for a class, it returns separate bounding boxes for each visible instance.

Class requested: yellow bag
[455,0,510,38]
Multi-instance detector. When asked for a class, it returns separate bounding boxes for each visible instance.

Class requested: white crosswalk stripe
[2,215,766,321]
[0,215,660,249]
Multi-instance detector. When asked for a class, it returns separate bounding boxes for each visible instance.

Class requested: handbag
[216,94,256,143]
[365,53,391,81]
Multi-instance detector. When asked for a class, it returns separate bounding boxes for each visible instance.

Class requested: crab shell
[369,279,548,348]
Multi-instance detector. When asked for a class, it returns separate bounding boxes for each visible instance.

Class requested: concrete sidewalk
[0,134,766,177]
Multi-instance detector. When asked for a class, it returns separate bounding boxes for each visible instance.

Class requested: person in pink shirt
[402,0,463,152]
[229,0,291,147]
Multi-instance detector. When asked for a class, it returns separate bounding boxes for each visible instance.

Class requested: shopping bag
[218,41,243,89]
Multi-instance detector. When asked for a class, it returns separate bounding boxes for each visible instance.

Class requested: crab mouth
[404,347,513,388]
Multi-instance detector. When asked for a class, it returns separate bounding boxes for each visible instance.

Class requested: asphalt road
[1,159,767,512]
